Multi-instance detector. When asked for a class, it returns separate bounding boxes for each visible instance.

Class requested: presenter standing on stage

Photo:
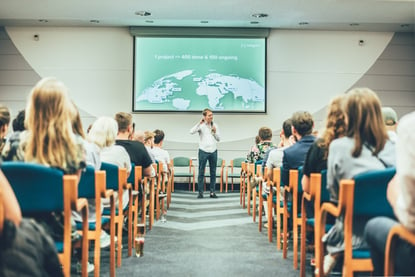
[190,108,220,199]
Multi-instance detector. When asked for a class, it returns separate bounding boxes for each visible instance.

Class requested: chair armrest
[385,224,415,276]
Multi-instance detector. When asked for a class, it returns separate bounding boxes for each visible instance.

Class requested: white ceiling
[0,0,414,32]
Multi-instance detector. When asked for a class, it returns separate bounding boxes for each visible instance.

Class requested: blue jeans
[364,216,415,276]
[197,149,217,194]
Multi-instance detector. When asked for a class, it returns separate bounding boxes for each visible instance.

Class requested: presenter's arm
[190,120,203,135]
[212,123,220,142]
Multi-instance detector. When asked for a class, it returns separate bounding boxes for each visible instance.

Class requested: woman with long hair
[321,88,396,275]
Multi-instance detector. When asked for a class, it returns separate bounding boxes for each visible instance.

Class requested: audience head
[281,119,293,139]
[24,77,78,168]
[319,94,347,158]
[133,129,145,143]
[144,131,155,147]
[0,104,11,139]
[255,135,261,145]
[258,127,272,141]
[153,129,165,145]
[88,116,118,148]
[12,110,25,132]
[71,103,85,138]
[344,87,388,157]
[381,107,398,132]
[290,111,314,139]
[114,112,133,136]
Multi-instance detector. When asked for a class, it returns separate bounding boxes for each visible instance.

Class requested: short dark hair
[258,126,272,141]
[12,109,26,132]
[291,111,314,136]
[153,129,165,144]
[282,119,292,138]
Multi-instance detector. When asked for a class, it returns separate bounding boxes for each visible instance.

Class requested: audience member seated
[87,116,131,210]
[266,118,294,190]
[281,111,315,186]
[302,95,346,217]
[1,77,88,272]
[0,105,10,153]
[114,112,153,178]
[381,106,398,143]
[322,88,396,276]
[364,111,415,276]
[2,109,25,161]
[132,129,145,143]
[246,126,275,164]
[151,129,170,196]
[144,130,156,163]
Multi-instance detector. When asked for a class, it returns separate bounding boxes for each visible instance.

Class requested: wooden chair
[127,164,145,257]
[257,167,268,232]
[225,157,245,192]
[203,157,225,192]
[282,167,303,269]
[251,162,263,223]
[299,170,332,277]
[2,162,89,277]
[385,224,415,276]
[316,167,396,277]
[100,162,131,268]
[240,162,248,208]
[171,156,196,192]
[76,166,114,277]
[246,162,255,216]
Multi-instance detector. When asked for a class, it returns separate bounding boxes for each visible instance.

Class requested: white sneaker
[100,231,111,248]
[314,254,337,276]
[76,261,94,274]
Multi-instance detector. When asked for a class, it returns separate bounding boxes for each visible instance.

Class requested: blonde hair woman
[87,116,131,209]
[24,77,85,174]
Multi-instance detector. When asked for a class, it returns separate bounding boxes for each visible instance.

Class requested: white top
[100,145,131,210]
[394,111,415,231]
[151,146,170,172]
[266,146,289,170]
[190,121,220,153]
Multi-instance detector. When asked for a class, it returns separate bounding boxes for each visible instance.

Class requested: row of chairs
[239,161,415,276]
[0,160,170,277]
[170,156,245,193]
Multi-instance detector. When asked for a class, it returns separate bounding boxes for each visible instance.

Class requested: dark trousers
[364,216,415,276]
[197,149,217,194]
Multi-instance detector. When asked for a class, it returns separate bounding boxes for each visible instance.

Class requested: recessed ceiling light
[200,20,209,24]
[250,21,259,25]
[298,22,309,25]
[38,19,48,23]
[90,20,100,24]
[251,13,268,18]
[350,23,360,26]
[135,11,151,16]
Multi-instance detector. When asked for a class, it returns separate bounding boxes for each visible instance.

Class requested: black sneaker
[197,193,203,199]
[210,193,218,198]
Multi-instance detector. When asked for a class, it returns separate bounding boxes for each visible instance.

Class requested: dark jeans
[364,216,415,276]
[197,149,217,194]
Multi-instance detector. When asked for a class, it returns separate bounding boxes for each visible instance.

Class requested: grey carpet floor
[80,191,308,276]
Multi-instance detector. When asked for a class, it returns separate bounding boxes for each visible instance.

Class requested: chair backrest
[127,162,135,185]
[232,157,245,168]
[2,161,65,213]
[352,167,396,218]
[78,165,96,199]
[173,156,191,167]
[320,170,330,203]
[100,162,120,191]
